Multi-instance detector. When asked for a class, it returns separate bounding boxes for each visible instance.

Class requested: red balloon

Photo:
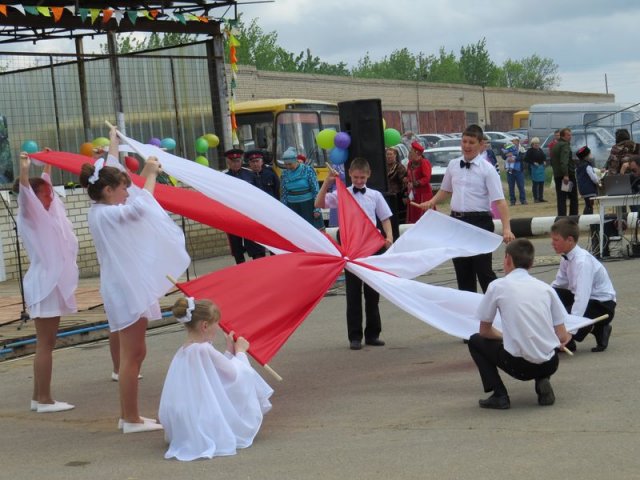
[125,155,140,172]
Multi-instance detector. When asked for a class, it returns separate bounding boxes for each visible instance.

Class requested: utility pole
[605,73,609,94]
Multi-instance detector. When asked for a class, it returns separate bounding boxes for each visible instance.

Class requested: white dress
[159,342,273,461]
[88,157,190,332]
[17,173,78,318]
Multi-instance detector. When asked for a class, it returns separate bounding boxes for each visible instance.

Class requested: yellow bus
[234,99,340,182]
[513,110,529,129]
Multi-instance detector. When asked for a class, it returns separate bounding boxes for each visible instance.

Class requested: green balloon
[316,129,337,150]
[383,128,402,148]
[92,137,110,148]
[195,136,209,154]
[195,155,209,167]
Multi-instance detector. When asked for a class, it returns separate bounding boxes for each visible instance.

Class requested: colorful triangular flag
[24,6,38,15]
[0,5,7,17]
[51,7,64,22]
[127,10,138,24]
[36,6,50,17]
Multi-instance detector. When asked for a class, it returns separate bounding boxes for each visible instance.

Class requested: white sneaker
[36,401,75,413]
[111,372,143,382]
[118,416,157,429]
[30,400,38,411]
[122,419,164,434]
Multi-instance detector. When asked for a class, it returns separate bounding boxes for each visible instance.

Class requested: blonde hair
[172,297,220,330]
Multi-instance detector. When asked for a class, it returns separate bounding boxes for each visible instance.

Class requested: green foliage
[459,38,500,86]
[100,32,198,53]
[500,54,560,90]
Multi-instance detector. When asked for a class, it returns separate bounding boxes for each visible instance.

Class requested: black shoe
[535,378,555,406]
[478,394,510,410]
[364,338,385,347]
[349,340,362,350]
[592,324,612,352]
[540,199,547,202]
[565,339,577,352]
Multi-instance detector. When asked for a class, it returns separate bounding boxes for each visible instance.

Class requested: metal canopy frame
[0,1,240,43]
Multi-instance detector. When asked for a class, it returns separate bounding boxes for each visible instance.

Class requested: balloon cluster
[194,133,220,167]
[315,129,350,165]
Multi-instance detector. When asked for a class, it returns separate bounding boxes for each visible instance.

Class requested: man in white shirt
[551,218,617,352]
[468,239,572,409]
[416,124,514,293]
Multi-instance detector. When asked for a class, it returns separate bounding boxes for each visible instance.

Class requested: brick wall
[0,188,228,282]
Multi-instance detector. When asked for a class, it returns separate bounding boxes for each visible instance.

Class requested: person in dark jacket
[524,137,547,202]
[575,146,599,215]
[550,128,578,216]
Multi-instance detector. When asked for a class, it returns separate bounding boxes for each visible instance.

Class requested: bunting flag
[30,133,597,366]
[0,4,215,25]
[224,23,240,146]
[51,7,64,22]
[102,8,113,24]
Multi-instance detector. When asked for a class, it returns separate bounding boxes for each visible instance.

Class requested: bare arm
[314,168,336,208]
[141,156,160,195]
[414,188,451,211]
[554,324,572,346]
[381,217,393,249]
[19,152,30,187]
[108,125,120,161]
[494,199,515,243]
[479,321,503,340]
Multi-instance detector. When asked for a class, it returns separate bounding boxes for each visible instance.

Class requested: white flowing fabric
[88,159,190,331]
[17,173,78,317]
[159,343,273,461]
[117,135,340,256]
[115,132,593,338]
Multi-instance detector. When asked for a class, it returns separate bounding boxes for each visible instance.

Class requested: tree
[100,32,198,53]
[421,48,464,84]
[500,54,560,90]
[459,38,499,86]
[352,48,418,80]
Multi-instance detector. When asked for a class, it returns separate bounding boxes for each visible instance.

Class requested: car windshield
[435,138,461,148]
[424,149,461,167]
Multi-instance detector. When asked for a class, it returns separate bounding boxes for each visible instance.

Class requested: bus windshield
[275,111,340,167]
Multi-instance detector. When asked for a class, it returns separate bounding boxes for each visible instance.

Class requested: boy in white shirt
[468,239,572,409]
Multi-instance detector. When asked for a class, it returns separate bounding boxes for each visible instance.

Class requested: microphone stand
[0,189,30,328]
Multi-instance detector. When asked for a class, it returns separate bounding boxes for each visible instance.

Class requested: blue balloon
[329,147,348,165]
[160,137,177,150]
[21,140,39,154]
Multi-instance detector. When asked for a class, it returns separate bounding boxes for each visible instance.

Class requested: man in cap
[224,148,257,264]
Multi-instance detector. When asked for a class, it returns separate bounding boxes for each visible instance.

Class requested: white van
[528,103,640,140]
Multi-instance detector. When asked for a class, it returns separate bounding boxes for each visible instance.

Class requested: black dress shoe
[565,339,577,352]
[364,338,385,346]
[592,324,612,352]
[478,394,510,410]
[349,340,362,350]
[535,378,555,406]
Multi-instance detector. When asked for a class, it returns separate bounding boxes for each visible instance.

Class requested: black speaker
[338,99,388,193]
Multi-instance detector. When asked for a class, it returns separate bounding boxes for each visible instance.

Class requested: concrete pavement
[1,237,639,479]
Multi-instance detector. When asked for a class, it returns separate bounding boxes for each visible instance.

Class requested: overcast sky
[237,0,640,104]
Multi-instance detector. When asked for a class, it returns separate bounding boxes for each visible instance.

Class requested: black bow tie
[353,187,366,194]
[561,254,569,260]
[460,160,472,169]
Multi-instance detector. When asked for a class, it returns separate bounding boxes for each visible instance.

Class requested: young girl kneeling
[159,297,273,461]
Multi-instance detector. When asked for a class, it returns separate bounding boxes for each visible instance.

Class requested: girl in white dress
[79,127,189,434]
[15,152,78,413]
[159,297,273,461]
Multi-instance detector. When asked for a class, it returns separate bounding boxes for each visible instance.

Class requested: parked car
[507,129,529,147]
[484,131,518,156]
[422,146,461,192]
[393,142,410,167]
[417,133,451,148]
[434,138,461,148]
[540,127,614,168]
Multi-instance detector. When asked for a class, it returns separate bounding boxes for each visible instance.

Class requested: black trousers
[345,269,381,342]
[554,175,579,216]
[553,287,616,342]
[468,333,559,395]
[451,214,497,293]
[227,234,246,264]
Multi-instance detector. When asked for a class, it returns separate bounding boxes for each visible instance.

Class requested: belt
[289,188,311,195]
[451,211,491,218]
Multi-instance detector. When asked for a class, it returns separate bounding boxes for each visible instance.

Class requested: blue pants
[507,170,526,204]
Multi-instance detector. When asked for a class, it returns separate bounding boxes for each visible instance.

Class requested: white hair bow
[175,296,196,324]
[88,158,105,185]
